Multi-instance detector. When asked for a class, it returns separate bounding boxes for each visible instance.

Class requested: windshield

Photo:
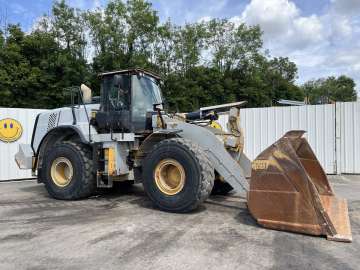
[136,75,162,103]
[132,75,163,110]
[132,74,163,131]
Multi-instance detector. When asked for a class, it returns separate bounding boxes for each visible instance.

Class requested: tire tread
[42,141,96,200]
[144,138,214,212]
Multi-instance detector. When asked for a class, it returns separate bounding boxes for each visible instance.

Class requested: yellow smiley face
[0,118,23,143]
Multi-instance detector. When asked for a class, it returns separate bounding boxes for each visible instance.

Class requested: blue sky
[0,0,331,29]
[1,0,360,92]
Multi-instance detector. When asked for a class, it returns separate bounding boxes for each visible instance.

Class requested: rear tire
[142,138,214,213]
[41,142,96,200]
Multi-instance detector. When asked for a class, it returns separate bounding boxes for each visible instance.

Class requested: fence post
[335,102,342,175]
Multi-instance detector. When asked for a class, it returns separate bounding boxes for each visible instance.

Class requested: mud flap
[248,130,352,242]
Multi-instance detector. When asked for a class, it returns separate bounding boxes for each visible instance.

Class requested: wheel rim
[154,159,185,195]
[50,157,74,187]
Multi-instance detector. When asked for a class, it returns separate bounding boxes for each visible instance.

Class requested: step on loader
[15,68,351,242]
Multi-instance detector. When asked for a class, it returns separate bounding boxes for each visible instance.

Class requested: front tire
[41,142,96,200]
[142,138,214,213]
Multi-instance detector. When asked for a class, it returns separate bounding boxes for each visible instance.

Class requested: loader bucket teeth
[248,130,352,242]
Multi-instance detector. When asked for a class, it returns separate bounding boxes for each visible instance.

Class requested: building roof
[277,99,306,106]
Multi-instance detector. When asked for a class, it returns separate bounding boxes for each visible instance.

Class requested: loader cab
[93,69,163,133]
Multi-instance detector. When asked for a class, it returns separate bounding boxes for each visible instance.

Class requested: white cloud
[229,0,360,92]
[291,15,325,49]
[240,0,299,38]
[197,16,212,23]
[232,0,326,52]
[331,0,360,16]
[325,48,360,68]
[330,16,352,38]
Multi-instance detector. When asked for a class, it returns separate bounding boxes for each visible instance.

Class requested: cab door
[97,74,131,132]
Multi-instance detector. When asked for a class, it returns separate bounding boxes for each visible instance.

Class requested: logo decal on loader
[252,160,269,170]
[0,118,23,143]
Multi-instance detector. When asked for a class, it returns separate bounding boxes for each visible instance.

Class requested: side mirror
[81,84,92,104]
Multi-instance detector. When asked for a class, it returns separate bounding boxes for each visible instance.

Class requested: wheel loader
[15,68,352,242]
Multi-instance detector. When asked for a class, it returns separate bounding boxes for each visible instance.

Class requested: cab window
[102,74,130,111]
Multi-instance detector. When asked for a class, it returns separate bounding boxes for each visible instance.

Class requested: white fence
[337,102,360,174]
[0,102,359,181]
[220,102,359,174]
[224,104,336,173]
[0,108,47,180]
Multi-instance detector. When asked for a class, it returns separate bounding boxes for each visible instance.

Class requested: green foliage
[85,0,159,72]
[0,1,90,108]
[0,25,61,108]
[164,67,233,112]
[0,0,355,110]
[302,75,357,104]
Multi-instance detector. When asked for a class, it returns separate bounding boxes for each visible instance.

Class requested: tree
[169,23,207,74]
[0,0,355,110]
[50,0,89,87]
[329,75,357,102]
[302,76,357,104]
[264,57,303,104]
[125,0,159,67]
[268,57,298,82]
[206,19,235,71]
[85,0,128,85]
[86,0,159,72]
[0,5,91,109]
[153,20,177,74]
[52,0,87,58]
[0,25,61,108]
[164,67,234,112]
[204,20,262,73]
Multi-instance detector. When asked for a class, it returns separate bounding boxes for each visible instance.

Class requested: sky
[0,0,359,92]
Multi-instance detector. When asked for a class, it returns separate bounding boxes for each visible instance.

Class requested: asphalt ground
[0,175,359,270]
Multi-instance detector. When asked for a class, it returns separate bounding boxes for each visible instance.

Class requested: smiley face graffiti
[0,118,23,143]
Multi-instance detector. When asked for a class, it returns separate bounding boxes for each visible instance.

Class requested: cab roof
[99,68,161,81]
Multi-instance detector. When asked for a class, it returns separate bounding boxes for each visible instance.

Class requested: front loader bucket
[248,131,352,242]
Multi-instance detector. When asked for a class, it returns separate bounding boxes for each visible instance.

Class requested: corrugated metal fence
[220,104,337,173]
[337,102,360,174]
[0,108,47,180]
[0,102,359,180]
[219,102,359,175]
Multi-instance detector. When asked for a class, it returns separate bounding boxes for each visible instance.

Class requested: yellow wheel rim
[50,157,74,187]
[154,159,185,196]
